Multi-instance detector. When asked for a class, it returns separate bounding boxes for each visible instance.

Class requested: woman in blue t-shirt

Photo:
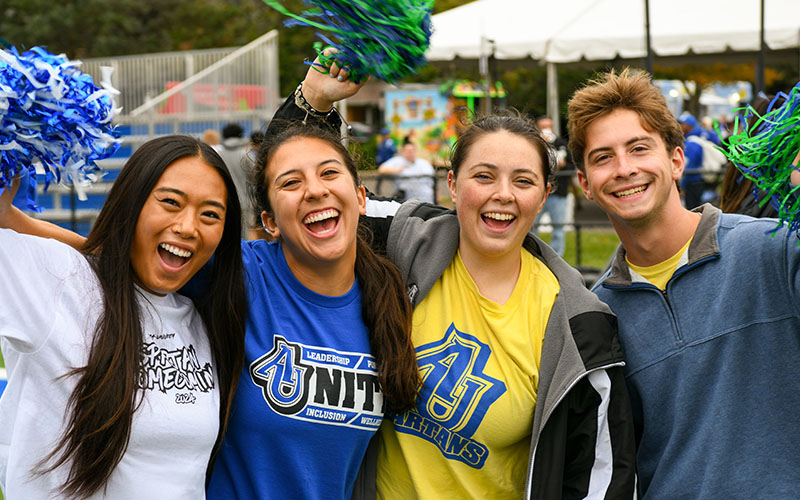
[204,121,418,499]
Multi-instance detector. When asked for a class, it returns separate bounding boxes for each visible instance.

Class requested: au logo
[250,336,313,415]
[250,335,384,430]
[393,324,505,468]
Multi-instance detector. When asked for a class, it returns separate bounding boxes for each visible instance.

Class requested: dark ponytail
[355,231,418,412]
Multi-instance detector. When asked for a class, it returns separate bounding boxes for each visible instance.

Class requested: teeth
[303,209,340,225]
[160,243,193,258]
[483,212,515,221]
[614,185,647,198]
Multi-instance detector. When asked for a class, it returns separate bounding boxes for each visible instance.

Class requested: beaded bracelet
[294,82,339,124]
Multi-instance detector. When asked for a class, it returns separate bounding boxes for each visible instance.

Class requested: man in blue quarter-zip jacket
[566,68,800,500]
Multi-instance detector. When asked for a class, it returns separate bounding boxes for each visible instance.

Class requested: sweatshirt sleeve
[266,91,343,137]
[0,228,85,351]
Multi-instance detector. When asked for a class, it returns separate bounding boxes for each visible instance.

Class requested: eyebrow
[467,162,542,177]
[273,159,344,185]
[587,136,657,159]
[154,187,226,210]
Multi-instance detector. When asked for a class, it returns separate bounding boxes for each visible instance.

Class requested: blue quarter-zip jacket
[593,204,800,499]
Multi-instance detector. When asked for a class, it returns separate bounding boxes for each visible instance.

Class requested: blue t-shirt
[207,240,383,500]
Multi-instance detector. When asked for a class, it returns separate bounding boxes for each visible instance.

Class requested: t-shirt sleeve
[0,228,84,351]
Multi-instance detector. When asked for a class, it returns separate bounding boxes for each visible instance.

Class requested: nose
[172,209,199,238]
[304,174,330,200]
[615,154,639,178]
[492,179,515,203]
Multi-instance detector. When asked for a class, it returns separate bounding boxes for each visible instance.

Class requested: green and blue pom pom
[0,46,121,211]
[721,82,800,237]
[262,0,433,83]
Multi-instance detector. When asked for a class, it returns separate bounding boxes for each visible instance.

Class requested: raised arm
[0,177,87,250]
[266,50,367,137]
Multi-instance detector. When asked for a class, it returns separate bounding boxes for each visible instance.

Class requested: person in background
[378,139,436,203]
[202,128,222,152]
[376,128,397,167]
[677,113,707,209]
[533,115,575,256]
[219,122,253,238]
[700,116,722,145]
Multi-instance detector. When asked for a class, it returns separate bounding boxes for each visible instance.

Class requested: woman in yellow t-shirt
[363,114,637,500]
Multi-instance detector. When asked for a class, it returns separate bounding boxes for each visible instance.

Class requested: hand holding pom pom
[302,48,368,112]
[0,46,121,211]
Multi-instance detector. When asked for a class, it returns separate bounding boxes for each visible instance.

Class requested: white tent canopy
[428,0,800,132]
[429,0,800,63]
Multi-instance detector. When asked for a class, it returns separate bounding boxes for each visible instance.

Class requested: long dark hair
[40,135,247,497]
[252,125,418,411]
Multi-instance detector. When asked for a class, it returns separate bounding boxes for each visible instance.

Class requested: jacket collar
[603,203,720,287]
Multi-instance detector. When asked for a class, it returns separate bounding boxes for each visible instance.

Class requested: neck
[282,246,357,296]
[459,242,521,305]
[614,204,701,267]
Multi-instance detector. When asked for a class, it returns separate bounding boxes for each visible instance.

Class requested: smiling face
[448,130,550,264]
[577,108,685,230]
[130,156,227,295]
[261,136,366,273]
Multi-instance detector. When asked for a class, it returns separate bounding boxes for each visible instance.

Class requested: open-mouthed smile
[303,208,340,235]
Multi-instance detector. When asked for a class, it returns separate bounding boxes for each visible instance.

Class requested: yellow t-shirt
[376,249,559,499]
[626,237,692,290]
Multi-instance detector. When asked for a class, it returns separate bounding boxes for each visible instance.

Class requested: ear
[670,146,685,181]
[577,170,594,200]
[261,210,279,239]
[356,185,366,215]
[537,182,551,214]
[447,170,457,204]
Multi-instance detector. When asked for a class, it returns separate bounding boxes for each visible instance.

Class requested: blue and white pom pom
[0,46,121,211]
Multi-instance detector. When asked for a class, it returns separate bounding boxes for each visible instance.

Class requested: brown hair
[252,125,418,411]
[567,68,685,172]
[450,111,556,186]
[719,94,785,213]
[39,135,247,498]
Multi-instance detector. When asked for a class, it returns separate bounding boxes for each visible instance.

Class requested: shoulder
[241,239,281,269]
[0,228,88,277]
[716,212,792,253]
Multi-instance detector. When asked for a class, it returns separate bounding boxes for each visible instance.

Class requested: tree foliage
[0,0,475,96]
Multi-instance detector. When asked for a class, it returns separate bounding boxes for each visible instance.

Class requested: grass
[538,229,620,270]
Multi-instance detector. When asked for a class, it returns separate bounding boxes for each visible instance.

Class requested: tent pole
[546,62,560,135]
[644,0,654,74]
[756,0,766,93]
